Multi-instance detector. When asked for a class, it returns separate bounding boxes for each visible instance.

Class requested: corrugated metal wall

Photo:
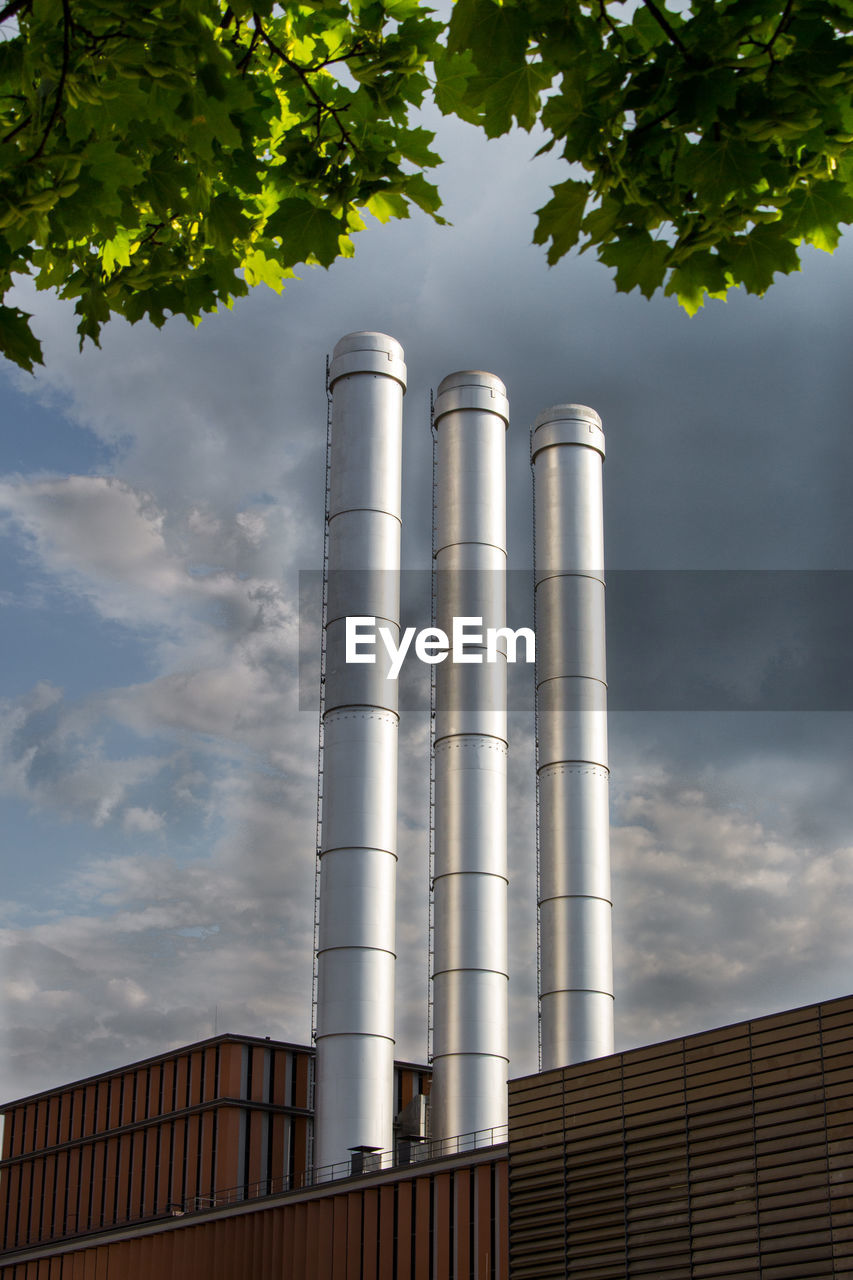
[0,1155,508,1279]
[0,1035,431,1255]
[0,1038,314,1250]
[508,993,853,1279]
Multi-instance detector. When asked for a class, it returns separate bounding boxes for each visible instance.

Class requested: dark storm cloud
[607,570,853,710]
[609,710,853,855]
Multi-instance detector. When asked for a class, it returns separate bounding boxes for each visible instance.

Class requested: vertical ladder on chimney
[427,391,437,1065]
[311,357,334,1084]
[531,425,543,1072]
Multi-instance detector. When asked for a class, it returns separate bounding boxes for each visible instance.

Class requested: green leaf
[432,45,485,125]
[721,224,801,294]
[448,0,528,72]
[385,0,435,19]
[784,180,853,252]
[206,193,252,251]
[101,230,133,277]
[0,304,43,372]
[664,250,729,315]
[580,197,622,251]
[676,137,766,206]
[396,127,441,168]
[399,172,446,220]
[600,230,670,298]
[85,141,142,195]
[673,66,739,129]
[467,60,552,136]
[534,179,589,265]
[242,247,292,292]
[632,3,678,50]
[366,191,410,223]
[266,198,344,267]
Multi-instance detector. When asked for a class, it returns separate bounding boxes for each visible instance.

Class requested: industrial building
[0,1034,432,1253]
[0,993,850,1275]
[509,993,853,1279]
[1,333,850,1274]
[0,1032,510,1276]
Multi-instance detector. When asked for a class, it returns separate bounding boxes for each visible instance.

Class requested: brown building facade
[0,1146,509,1280]
[0,1034,430,1254]
[509,992,853,1279]
[2,993,852,1277]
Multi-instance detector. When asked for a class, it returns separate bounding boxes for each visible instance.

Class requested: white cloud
[0,475,301,648]
[0,476,179,617]
[235,510,267,546]
[0,472,306,824]
[122,806,165,834]
[106,977,150,1009]
[0,686,170,826]
[0,768,316,1098]
[611,771,853,1048]
[0,459,325,1101]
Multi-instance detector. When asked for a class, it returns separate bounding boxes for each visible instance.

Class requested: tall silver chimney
[431,371,509,1141]
[314,332,406,1169]
[532,404,614,1069]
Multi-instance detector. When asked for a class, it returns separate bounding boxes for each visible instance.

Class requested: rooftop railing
[178,1123,509,1214]
[2,1124,509,1254]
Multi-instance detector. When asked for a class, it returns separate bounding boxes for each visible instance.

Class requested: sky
[1,100,853,1106]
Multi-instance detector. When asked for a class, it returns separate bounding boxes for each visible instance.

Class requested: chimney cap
[435,370,507,397]
[533,403,601,430]
[329,331,407,390]
[531,404,604,460]
[434,370,509,427]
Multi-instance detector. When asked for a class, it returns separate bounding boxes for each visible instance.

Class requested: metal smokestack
[532,404,614,1069]
[431,371,509,1141]
[315,332,406,1170]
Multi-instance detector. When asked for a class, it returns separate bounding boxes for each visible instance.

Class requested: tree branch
[27,0,71,162]
[768,0,795,50]
[136,220,165,248]
[2,110,31,143]
[252,13,355,150]
[642,0,691,58]
[597,0,620,40]
[0,0,30,24]
[71,20,134,48]
[310,42,366,71]
[236,22,260,72]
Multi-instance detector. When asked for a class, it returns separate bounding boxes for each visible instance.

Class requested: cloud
[0,767,317,1099]
[611,767,853,1048]
[0,464,322,1100]
[0,472,306,781]
[0,475,300,642]
[0,475,172,590]
[122,807,165,834]
[0,682,169,827]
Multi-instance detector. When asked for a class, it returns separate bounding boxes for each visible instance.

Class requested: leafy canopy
[3,0,853,370]
[441,0,853,314]
[0,0,443,370]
